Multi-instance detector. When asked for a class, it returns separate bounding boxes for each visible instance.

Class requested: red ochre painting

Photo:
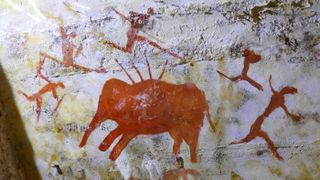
[104,7,184,61]
[217,49,264,91]
[4,0,320,179]
[79,57,215,162]
[230,75,302,160]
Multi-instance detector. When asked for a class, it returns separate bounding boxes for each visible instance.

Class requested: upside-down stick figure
[40,26,106,73]
[17,79,65,122]
[104,7,184,61]
[217,49,264,91]
[229,75,302,160]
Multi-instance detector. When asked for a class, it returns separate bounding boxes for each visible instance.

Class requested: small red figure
[40,26,106,73]
[104,7,184,61]
[17,78,65,122]
[163,157,201,180]
[79,56,215,162]
[217,49,263,91]
[229,75,302,160]
[35,55,50,83]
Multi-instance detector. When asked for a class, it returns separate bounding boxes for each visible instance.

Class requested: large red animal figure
[79,57,215,162]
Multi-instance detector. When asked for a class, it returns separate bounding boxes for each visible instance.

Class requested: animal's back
[114,80,208,133]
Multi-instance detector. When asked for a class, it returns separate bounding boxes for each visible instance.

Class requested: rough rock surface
[0,0,320,179]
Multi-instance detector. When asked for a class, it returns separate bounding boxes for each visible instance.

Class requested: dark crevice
[0,65,41,179]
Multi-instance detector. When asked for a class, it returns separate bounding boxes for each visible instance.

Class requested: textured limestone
[0,0,320,179]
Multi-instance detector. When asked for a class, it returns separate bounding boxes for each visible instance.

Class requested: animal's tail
[205,107,216,133]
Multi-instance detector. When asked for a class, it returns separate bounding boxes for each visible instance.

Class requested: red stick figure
[17,79,65,122]
[35,55,51,83]
[229,75,302,160]
[217,49,263,91]
[79,56,215,162]
[163,157,201,180]
[104,7,184,61]
[40,26,106,73]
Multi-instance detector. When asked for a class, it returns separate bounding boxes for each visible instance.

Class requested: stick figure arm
[269,75,277,94]
[281,104,301,122]
[112,8,130,22]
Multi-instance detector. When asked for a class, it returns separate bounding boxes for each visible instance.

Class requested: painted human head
[147,7,154,15]
[280,86,298,94]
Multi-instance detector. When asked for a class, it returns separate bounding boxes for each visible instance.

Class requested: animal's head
[280,86,298,95]
[57,82,65,89]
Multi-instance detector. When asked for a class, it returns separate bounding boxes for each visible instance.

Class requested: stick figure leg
[243,77,263,91]
[35,97,42,122]
[257,130,284,160]
[104,32,136,54]
[229,128,257,145]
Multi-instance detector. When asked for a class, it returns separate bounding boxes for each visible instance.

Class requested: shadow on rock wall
[0,65,41,179]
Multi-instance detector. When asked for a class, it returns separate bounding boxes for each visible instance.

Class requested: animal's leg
[243,76,263,91]
[79,109,108,147]
[189,135,199,163]
[136,35,184,61]
[169,131,183,155]
[98,127,122,151]
[109,133,136,161]
[216,71,241,82]
[257,130,284,160]
[35,97,42,122]
[182,127,200,163]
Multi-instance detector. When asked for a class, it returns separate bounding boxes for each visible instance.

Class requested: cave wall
[0,0,320,179]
